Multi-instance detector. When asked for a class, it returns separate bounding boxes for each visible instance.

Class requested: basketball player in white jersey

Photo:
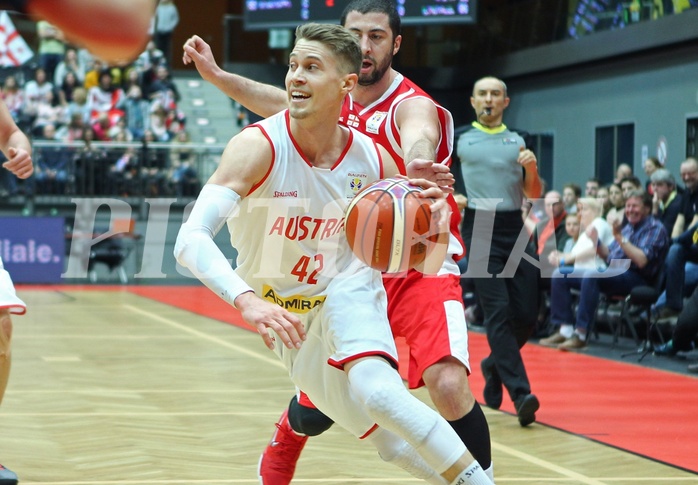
[175,23,493,485]
[0,95,33,484]
[182,2,493,484]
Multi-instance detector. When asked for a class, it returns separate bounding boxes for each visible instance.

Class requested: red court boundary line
[16,284,698,473]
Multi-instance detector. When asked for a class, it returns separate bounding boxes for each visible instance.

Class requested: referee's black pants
[462,208,538,402]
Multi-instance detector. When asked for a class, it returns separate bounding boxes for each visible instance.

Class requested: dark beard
[358,54,392,86]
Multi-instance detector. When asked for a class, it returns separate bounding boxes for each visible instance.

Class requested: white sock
[575,329,587,341]
[484,462,494,482]
[449,460,494,485]
[560,324,574,338]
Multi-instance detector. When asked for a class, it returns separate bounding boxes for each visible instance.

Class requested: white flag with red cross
[0,11,33,67]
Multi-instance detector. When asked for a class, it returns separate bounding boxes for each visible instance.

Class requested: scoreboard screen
[244,0,476,30]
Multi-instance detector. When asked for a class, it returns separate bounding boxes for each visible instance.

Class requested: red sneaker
[257,409,308,485]
[0,463,18,485]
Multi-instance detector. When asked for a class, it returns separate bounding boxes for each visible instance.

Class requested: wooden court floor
[1,288,697,484]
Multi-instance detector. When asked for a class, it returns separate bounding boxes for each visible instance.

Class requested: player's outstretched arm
[27,0,155,64]
[183,35,287,119]
[0,99,32,179]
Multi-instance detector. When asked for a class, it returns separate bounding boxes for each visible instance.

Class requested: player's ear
[342,73,358,93]
[393,34,402,55]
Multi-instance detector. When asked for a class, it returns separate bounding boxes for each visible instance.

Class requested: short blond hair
[578,197,602,216]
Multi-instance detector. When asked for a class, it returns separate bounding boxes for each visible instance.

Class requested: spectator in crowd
[596,185,611,217]
[57,71,80,105]
[66,87,90,125]
[56,111,86,142]
[141,129,168,196]
[1,76,24,125]
[614,163,633,184]
[90,112,112,141]
[136,40,166,94]
[148,101,171,141]
[561,212,581,254]
[122,67,144,94]
[32,90,68,137]
[83,59,104,91]
[36,20,66,81]
[562,183,581,214]
[532,190,570,338]
[107,117,134,142]
[656,223,698,320]
[148,64,180,107]
[73,126,108,194]
[33,123,72,194]
[643,156,662,194]
[153,0,179,66]
[534,190,570,267]
[672,157,698,238]
[606,182,625,226]
[53,47,85,88]
[147,65,182,132]
[543,191,668,350]
[585,177,600,197]
[87,70,125,123]
[651,168,682,235]
[22,68,54,118]
[107,145,139,195]
[620,175,643,199]
[168,130,198,197]
[123,85,150,140]
[654,285,698,370]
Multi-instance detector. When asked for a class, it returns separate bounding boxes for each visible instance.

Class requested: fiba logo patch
[366,111,387,134]
[345,172,368,199]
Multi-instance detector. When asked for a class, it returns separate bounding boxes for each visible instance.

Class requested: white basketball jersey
[229,111,384,312]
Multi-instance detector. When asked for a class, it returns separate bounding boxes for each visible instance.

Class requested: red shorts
[382,271,470,389]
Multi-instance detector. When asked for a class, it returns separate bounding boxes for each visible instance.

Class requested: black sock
[448,402,492,469]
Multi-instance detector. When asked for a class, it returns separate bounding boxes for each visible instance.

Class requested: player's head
[294,23,362,76]
[340,0,401,87]
[340,0,401,39]
[287,24,361,119]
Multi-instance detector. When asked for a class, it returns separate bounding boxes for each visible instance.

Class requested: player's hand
[235,292,306,351]
[453,193,468,211]
[183,35,221,83]
[405,159,455,191]
[2,147,33,179]
[402,177,452,231]
[517,147,537,169]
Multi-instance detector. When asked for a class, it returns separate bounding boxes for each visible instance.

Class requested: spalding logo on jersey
[345,172,368,199]
[366,111,388,134]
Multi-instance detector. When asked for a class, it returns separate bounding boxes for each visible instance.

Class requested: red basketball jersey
[340,74,464,260]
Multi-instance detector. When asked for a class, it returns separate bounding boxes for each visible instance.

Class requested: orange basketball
[345,178,441,273]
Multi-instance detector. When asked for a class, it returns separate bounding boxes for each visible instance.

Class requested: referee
[457,76,542,427]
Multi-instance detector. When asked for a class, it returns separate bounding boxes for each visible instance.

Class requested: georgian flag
[0,11,33,66]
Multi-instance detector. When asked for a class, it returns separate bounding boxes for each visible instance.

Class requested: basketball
[345,178,443,273]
